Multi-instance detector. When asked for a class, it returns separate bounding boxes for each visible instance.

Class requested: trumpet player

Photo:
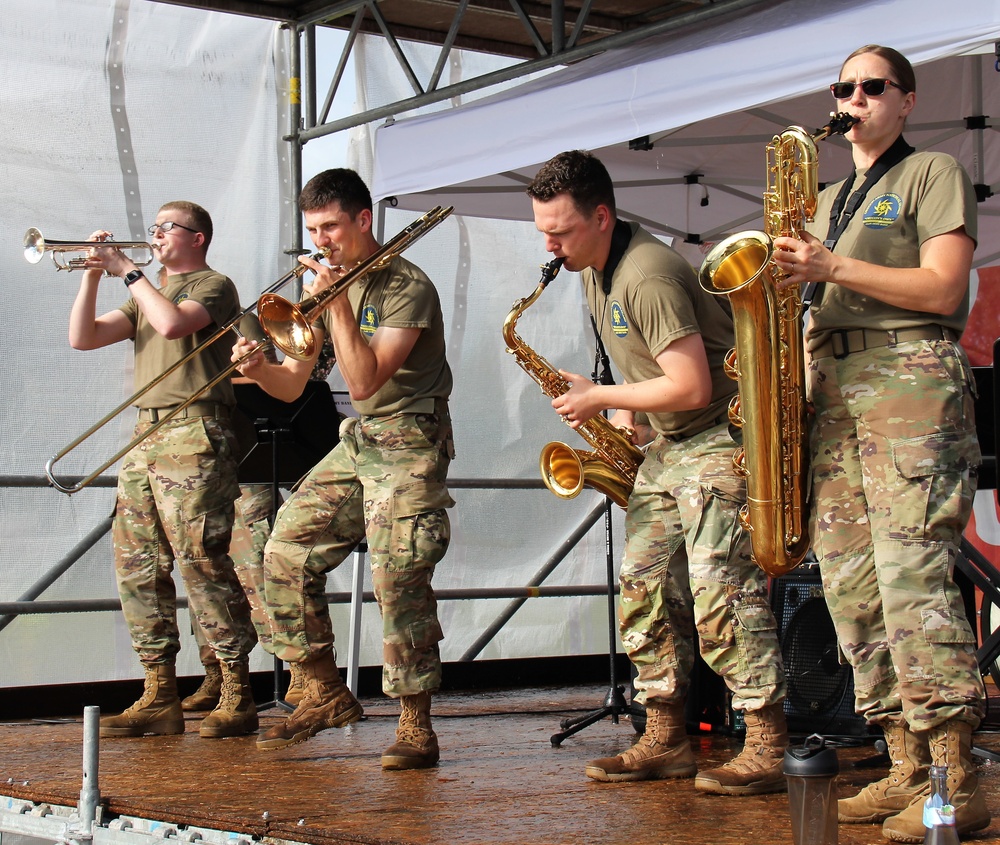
[527,151,789,793]
[68,201,257,740]
[232,169,455,769]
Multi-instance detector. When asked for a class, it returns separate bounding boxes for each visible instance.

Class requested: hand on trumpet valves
[82,230,133,277]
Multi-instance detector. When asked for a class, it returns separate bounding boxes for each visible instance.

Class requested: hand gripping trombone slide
[44,205,453,494]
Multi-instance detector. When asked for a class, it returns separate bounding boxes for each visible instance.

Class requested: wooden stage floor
[5,683,1000,845]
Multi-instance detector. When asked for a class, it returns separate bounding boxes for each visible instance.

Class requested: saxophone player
[772,45,987,841]
[527,150,789,793]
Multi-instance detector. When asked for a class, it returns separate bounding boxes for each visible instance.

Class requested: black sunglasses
[830,78,909,99]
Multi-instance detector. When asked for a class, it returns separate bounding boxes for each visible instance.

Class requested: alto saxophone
[502,257,645,508]
[697,112,858,577]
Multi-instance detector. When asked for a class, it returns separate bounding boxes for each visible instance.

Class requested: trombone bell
[257,294,317,361]
[23,227,154,271]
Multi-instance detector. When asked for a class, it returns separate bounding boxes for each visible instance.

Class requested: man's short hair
[159,201,213,250]
[526,150,617,217]
[298,169,373,219]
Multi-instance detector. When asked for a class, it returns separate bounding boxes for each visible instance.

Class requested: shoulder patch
[610,300,628,338]
[360,304,379,338]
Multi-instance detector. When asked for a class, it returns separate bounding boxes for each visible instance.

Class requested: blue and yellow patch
[610,300,628,338]
[173,292,189,304]
[863,193,902,230]
[360,304,379,338]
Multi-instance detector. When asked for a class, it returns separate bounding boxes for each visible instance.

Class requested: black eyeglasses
[830,78,909,99]
[147,221,199,235]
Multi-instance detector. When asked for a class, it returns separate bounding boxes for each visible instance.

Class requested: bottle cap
[783,733,840,777]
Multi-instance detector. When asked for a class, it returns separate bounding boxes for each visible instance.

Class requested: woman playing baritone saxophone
[772,45,987,842]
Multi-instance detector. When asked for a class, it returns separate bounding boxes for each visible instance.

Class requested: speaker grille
[773,567,869,737]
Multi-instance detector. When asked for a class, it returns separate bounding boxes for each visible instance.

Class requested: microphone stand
[550,321,629,745]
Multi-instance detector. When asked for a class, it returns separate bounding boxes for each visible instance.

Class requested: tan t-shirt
[805,150,977,350]
[583,224,736,438]
[318,254,452,417]
[120,268,240,409]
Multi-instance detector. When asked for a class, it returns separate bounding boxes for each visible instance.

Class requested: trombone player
[68,201,257,739]
[232,169,455,769]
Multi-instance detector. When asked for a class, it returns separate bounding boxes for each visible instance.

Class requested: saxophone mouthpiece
[540,256,566,287]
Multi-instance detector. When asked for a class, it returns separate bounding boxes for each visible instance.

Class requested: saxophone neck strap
[802,134,915,310]
[601,218,633,294]
[591,218,632,385]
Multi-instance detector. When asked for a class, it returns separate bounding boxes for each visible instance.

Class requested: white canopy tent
[371,0,1000,269]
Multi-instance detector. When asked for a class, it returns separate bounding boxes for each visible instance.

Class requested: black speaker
[772,565,869,737]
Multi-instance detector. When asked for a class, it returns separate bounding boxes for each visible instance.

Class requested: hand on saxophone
[772,231,837,288]
[552,369,604,430]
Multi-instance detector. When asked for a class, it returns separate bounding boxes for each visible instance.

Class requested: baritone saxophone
[697,112,858,577]
[502,257,645,508]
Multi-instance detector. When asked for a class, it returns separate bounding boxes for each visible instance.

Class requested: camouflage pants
[191,483,278,665]
[622,423,786,711]
[113,416,256,665]
[263,407,454,697]
[809,340,985,730]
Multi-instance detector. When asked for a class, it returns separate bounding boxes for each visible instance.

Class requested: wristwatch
[123,269,145,287]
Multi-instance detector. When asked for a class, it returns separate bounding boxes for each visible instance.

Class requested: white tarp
[371,0,1000,267]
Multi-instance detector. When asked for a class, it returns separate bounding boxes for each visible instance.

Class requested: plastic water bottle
[923,765,960,845]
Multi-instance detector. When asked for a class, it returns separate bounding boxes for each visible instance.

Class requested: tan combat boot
[99,663,185,737]
[283,661,306,707]
[695,703,788,795]
[839,720,930,823]
[181,662,223,712]
[883,720,991,842]
[585,700,696,782]
[199,660,259,738]
[382,691,439,770]
[256,652,363,750]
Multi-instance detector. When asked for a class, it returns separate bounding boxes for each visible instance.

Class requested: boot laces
[396,724,434,749]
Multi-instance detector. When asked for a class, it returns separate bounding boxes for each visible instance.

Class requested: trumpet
[44,251,329,494]
[24,228,154,271]
[259,204,454,359]
[45,205,454,495]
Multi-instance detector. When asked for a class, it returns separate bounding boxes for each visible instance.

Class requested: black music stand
[233,380,341,712]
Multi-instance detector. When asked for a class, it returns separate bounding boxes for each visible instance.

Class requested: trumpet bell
[23,228,45,264]
[258,293,317,361]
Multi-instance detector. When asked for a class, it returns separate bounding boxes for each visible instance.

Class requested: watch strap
[123,269,144,287]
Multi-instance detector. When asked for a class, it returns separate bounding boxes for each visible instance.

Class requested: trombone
[45,205,454,494]
[24,228,154,271]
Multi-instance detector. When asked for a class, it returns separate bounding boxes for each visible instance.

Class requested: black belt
[137,402,230,422]
[812,325,956,361]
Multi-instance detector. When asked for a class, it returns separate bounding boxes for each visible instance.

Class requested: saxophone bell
[540,441,633,509]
